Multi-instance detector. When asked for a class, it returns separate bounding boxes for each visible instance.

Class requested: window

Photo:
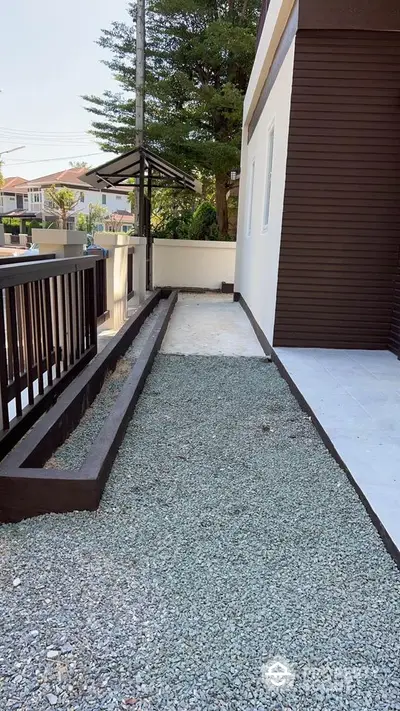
[33,192,41,203]
[80,192,85,203]
[116,195,122,201]
[263,124,275,230]
[102,194,107,205]
[247,159,255,238]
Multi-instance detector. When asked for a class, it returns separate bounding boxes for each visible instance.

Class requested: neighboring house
[23,168,134,230]
[235,0,400,353]
[102,210,135,234]
[0,177,29,216]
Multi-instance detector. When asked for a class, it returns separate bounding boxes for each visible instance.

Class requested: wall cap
[154,239,236,250]
[94,232,131,247]
[31,229,86,245]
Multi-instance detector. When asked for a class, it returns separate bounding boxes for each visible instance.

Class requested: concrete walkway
[161,293,264,357]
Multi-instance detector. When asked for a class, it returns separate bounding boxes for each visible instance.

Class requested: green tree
[45,186,81,229]
[188,201,219,240]
[0,160,4,189]
[76,203,109,236]
[83,0,259,236]
[69,160,90,169]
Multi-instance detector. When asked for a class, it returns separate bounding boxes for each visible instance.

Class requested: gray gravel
[47,301,167,470]
[1,355,400,711]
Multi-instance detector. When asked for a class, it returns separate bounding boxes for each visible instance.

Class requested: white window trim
[262,121,275,232]
[246,158,256,239]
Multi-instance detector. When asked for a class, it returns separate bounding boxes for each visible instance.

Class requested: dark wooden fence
[127,246,134,300]
[93,251,108,324]
[0,253,56,266]
[0,256,98,453]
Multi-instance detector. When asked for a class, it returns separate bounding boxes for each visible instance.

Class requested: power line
[0,140,97,147]
[0,126,91,137]
[5,151,108,167]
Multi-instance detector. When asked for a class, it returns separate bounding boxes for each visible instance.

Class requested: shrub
[188,202,219,241]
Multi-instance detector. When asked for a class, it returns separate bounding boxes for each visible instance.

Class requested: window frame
[262,121,275,231]
[246,158,256,239]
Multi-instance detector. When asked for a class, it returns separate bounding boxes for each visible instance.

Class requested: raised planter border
[0,290,177,523]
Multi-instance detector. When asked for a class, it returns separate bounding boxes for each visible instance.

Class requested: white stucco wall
[235,37,295,344]
[0,192,28,213]
[153,239,236,290]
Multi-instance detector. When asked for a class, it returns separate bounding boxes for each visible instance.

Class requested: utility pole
[135,0,151,288]
[134,0,145,234]
[135,0,145,149]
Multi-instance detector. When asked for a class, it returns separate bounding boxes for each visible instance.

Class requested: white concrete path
[161,293,264,357]
[276,347,400,553]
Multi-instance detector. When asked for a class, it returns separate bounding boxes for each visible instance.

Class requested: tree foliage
[45,186,81,229]
[69,160,90,169]
[0,160,4,189]
[188,201,219,240]
[83,0,260,235]
[76,203,109,235]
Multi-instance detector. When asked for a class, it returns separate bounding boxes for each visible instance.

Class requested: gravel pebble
[0,355,399,711]
[47,301,167,471]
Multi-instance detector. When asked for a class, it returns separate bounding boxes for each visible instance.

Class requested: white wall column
[131,236,146,303]
[94,232,130,331]
[32,229,86,258]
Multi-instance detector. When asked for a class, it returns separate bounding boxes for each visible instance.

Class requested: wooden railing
[0,256,98,451]
[127,246,134,300]
[92,251,108,324]
[0,253,56,267]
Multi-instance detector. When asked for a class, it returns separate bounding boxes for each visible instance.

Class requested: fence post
[0,225,5,247]
[131,236,146,303]
[93,232,129,331]
[32,229,86,258]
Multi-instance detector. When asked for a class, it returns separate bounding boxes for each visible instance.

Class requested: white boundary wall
[153,239,236,290]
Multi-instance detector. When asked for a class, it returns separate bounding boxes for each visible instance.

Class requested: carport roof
[84,146,202,193]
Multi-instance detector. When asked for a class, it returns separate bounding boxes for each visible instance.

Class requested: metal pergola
[85,147,202,290]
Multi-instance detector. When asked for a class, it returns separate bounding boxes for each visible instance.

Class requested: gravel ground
[46,301,167,471]
[1,355,400,711]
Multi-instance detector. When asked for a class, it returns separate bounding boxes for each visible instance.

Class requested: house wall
[153,239,236,290]
[235,38,295,343]
[0,192,28,214]
[274,30,400,349]
[27,188,131,217]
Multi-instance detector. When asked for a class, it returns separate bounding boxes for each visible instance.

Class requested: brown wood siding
[274,30,400,349]
[388,259,400,356]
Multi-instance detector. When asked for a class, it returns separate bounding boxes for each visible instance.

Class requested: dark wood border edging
[0,290,177,523]
[237,292,400,569]
[80,290,178,496]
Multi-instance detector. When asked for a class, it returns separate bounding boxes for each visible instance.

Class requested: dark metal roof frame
[85,146,202,194]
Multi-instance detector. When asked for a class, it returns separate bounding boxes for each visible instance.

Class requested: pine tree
[83,0,259,236]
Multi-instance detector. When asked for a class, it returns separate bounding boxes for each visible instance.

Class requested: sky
[1,0,130,179]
